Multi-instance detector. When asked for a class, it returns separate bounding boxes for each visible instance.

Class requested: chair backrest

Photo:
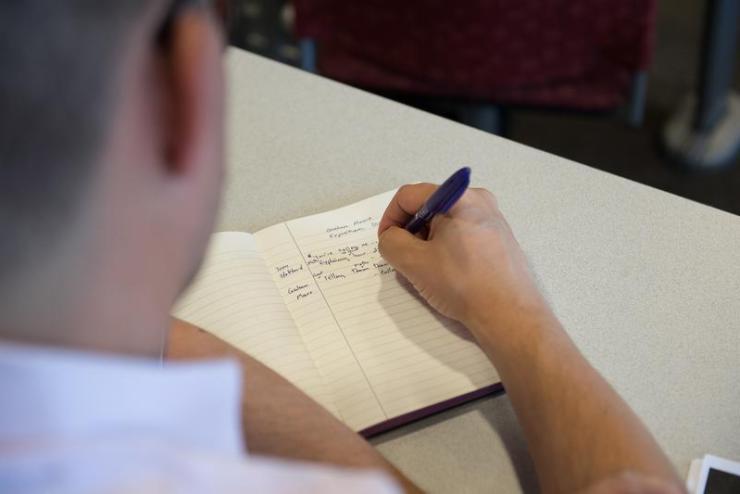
[294,0,657,109]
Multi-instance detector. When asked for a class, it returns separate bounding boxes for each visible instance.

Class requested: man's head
[0,1,226,354]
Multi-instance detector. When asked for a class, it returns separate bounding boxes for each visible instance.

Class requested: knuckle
[399,182,435,195]
[473,187,498,207]
[458,187,494,208]
[398,183,413,196]
[378,229,405,259]
[458,190,475,206]
[474,187,495,199]
[377,230,393,252]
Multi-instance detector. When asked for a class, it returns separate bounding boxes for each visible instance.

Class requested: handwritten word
[276,264,304,279]
[329,227,365,239]
[288,284,309,295]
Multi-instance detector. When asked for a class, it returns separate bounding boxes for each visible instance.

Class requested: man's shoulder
[0,437,400,494]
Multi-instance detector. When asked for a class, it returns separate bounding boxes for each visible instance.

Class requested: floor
[508,0,740,216]
[229,0,740,216]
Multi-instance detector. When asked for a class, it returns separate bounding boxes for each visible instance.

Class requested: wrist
[462,290,555,341]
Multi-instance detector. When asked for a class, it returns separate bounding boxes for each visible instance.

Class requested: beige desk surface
[222,49,740,493]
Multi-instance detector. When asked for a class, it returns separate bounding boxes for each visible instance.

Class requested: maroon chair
[293,0,657,127]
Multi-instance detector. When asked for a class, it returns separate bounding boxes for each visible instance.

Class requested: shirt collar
[0,341,244,456]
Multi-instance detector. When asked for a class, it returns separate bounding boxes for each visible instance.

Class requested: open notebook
[173,190,502,435]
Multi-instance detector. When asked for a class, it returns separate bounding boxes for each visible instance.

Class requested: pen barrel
[405,215,426,234]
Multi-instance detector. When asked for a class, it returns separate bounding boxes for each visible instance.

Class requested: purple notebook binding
[359,382,505,438]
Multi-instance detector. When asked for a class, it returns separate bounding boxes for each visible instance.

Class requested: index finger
[377,183,438,235]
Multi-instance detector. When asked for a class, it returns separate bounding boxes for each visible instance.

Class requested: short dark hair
[0,1,154,283]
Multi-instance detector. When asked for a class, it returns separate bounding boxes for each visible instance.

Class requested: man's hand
[378,183,548,331]
[377,183,683,493]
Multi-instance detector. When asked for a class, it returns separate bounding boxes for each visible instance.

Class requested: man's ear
[159,4,223,175]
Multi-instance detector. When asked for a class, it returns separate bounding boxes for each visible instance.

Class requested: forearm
[468,306,682,493]
[166,319,420,493]
[376,183,683,493]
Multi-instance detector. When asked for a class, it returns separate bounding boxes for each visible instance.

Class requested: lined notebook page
[255,225,387,431]
[172,232,337,416]
[256,191,500,424]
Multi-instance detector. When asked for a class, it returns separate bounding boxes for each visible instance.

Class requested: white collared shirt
[0,343,398,494]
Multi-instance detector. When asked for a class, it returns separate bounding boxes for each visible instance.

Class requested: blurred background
[221,0,740,216]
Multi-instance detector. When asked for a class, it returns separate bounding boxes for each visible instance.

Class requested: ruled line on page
[254,224,388,431]
[172,232,338,417]
[279,190,500,420]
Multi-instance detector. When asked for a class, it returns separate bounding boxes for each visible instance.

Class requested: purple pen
[405,167,471,234]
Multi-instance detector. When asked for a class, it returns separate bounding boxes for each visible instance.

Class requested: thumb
[378,226,428,276]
